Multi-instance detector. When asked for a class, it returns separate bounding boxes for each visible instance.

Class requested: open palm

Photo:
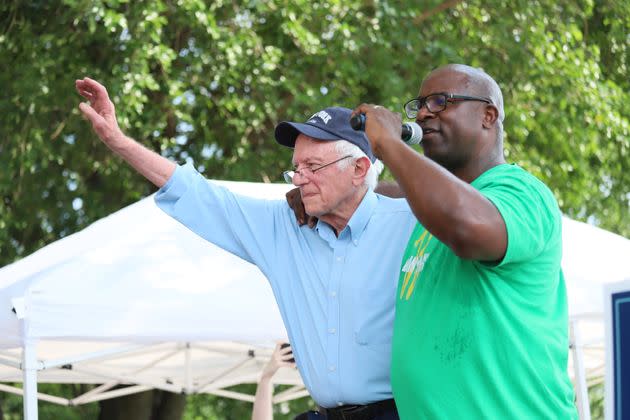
[75,77,121,143]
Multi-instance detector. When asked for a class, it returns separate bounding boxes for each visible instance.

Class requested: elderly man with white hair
[76,77,416,420]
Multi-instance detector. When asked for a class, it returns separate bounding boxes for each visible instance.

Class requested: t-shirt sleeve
[154,162,288,271]
[479,171,560,266]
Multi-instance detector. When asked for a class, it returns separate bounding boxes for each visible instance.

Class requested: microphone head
[402,122,423,145]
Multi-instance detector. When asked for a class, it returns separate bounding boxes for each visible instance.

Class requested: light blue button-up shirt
[155,163,417,407]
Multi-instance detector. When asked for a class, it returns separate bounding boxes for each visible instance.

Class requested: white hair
[332,140,383,190]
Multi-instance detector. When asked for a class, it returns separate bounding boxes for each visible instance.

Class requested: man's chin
[304,203,324,219]
[421,146,442,165]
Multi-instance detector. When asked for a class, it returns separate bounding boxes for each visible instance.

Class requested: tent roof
[561,217,630,315]
[0,180,306,404]
[1,180,293,347]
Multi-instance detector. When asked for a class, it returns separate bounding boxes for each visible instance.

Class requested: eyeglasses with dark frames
[283,155,353,184]
[403,93,493,118]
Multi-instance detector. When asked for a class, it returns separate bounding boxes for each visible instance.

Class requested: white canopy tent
[0,180,304,419]
[1,179,629,420]
[561,217,630,419]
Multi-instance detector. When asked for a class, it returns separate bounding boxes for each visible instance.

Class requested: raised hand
[75,77,122,144]
[261,342,296,380]
[352,104,403,159]
[74,77,176,187]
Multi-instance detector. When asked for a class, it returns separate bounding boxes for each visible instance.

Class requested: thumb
[79,102,103,123]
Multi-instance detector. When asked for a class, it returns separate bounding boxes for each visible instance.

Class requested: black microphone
[350,114,422,145]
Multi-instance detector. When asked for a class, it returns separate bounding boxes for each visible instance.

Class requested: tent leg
[184,342,192,394]
[22,339,39,420]
[570,319,591,420]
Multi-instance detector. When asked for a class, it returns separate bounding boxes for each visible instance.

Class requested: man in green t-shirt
[353,64,577,418]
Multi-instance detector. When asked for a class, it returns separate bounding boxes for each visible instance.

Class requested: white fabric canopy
[0,180,304,412]
[559,217,630,419]
[1,179,629,418]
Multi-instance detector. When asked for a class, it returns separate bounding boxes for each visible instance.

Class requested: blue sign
[612,290,630,420]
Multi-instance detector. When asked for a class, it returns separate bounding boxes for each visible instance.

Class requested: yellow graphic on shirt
[399,231,433,300]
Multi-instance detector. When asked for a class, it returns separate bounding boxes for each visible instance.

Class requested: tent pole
[22,338,39,420]
[570,319,591,420]
[185,342,192,394]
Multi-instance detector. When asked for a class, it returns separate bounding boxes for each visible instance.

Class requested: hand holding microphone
[350,112,423,145]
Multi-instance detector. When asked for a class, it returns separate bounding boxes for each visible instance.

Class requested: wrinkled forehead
[292,134,337,162]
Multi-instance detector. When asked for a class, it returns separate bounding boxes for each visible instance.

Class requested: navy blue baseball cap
[274,106,376,162]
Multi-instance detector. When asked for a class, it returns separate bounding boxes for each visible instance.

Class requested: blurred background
[0,0,628,418]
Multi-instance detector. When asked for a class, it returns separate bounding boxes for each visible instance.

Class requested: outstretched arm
[252,343,296,420]
[76,77,176,187]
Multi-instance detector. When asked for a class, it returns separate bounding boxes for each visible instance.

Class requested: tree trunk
[98,389,186,420]
[151,391,186,420]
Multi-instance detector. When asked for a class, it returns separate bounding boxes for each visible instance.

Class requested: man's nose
[292,171,308,186]
[416,105,436,122]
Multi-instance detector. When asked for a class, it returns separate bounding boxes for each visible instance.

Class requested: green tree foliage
[1,0,628,417]
[184,384,315,420]
[0,0,628,267]
[0,384,99,420]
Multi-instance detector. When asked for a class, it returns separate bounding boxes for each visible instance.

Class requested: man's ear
[352,156,371,186]
[482,104,499,129]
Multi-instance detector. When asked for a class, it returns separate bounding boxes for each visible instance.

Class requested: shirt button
[336,256,342,262]
[330,291,337,298]
[328,365,336,372]
[328,328,336,334]
[353,240,358,245]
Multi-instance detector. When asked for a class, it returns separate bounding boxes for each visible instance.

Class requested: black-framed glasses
[283,155,353,184]
[403,93,493,118]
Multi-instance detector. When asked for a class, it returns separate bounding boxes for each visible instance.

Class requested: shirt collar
[316,189,377,244]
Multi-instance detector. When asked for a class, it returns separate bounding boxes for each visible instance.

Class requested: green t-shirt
[391,164,577,419]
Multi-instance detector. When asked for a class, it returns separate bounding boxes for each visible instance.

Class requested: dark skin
[353,65,507,261]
